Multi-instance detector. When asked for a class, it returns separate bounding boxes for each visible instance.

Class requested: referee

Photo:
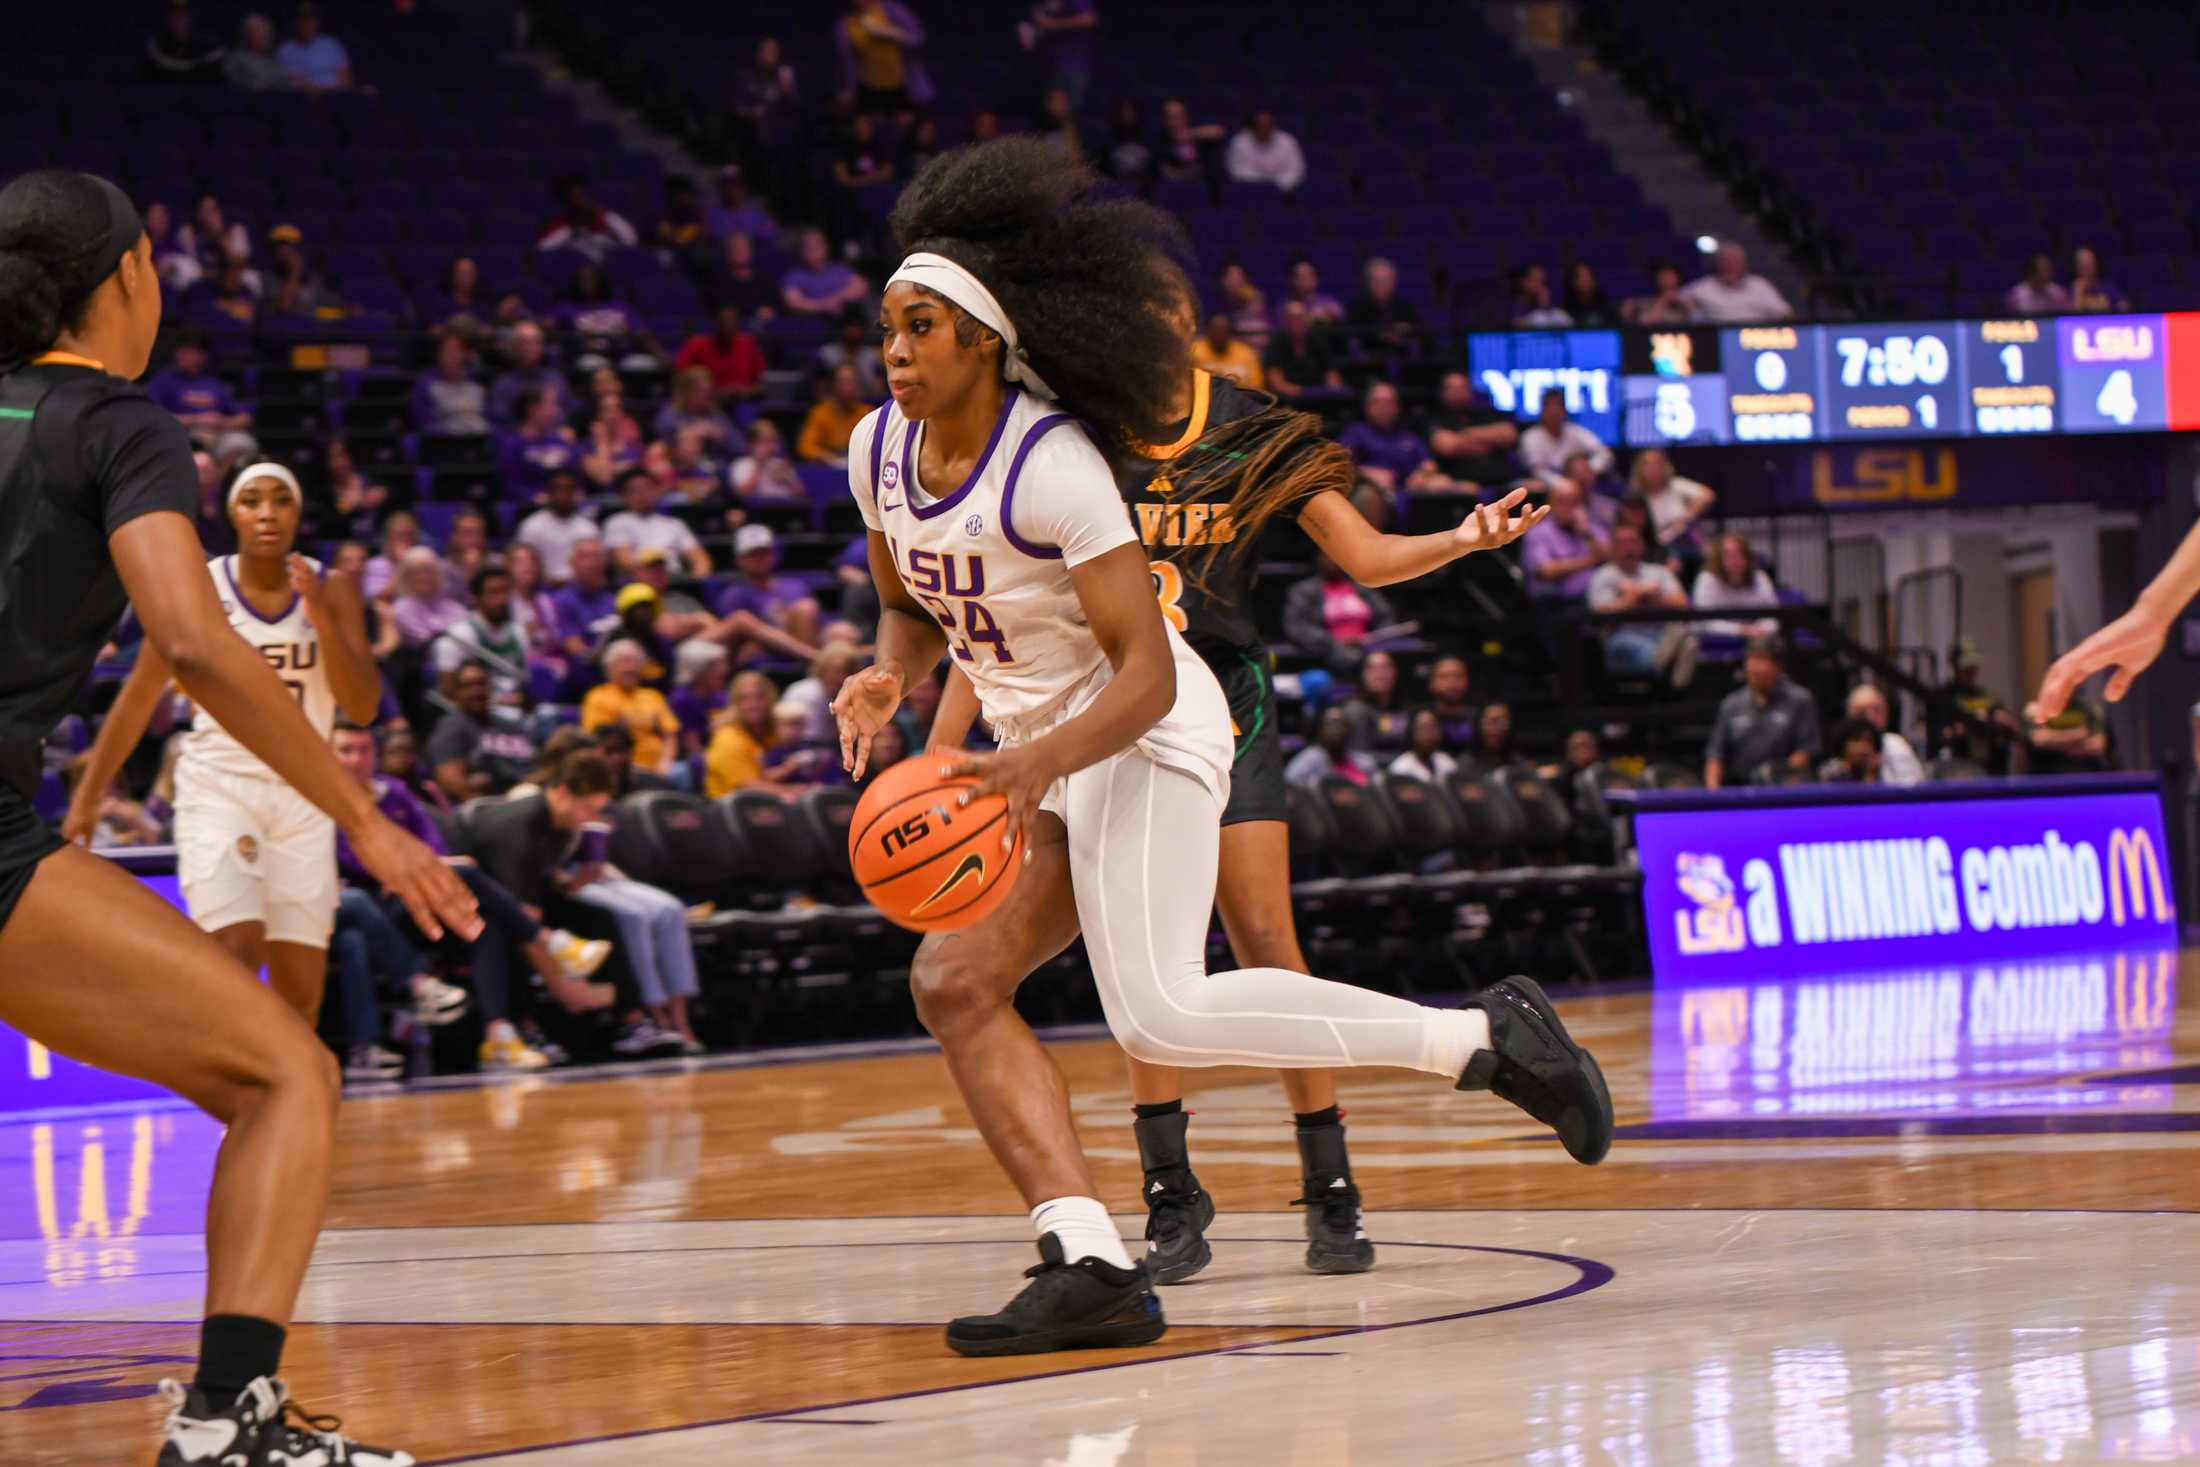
[0,170,474,1467]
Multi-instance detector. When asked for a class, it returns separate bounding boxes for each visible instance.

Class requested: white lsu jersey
[848,392,1231,801]
[183,555,336,779]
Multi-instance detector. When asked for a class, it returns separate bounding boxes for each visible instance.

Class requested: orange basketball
[848,755,1025,932]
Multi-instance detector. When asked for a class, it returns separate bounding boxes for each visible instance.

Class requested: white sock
[1421,1008,1492,1080]
[1032,1196,1132,1270]
[486,1019,519,1044]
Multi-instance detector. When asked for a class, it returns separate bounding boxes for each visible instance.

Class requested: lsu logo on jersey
[1674,851,1747,955]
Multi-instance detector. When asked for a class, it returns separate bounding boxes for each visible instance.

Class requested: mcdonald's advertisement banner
[1636,786,2178,982]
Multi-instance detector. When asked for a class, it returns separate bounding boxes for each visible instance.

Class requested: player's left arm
[948,543,1175,849]
[1300,485,1544,587]
[296,554,383,724]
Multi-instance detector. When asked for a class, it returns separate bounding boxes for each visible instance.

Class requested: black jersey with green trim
[1117,371,1302,663]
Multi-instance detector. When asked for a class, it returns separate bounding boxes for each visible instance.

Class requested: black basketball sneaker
[155,1376,414,1466]
[1295,1173,1375,1273]
[1133,1109,1215,1284]
[945,1235,1168,1356]
[1457,975,1615,1164]
[1293,1114,1374,1273]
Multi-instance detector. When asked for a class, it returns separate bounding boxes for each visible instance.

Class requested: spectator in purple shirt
[670,643,733,758]
[715,524,824,652]
[553,262,660,372]
[551,537,620,662]
[1521,480,1611,602]
[782,228,870,318]
[1338,382,1465,514]
[499,386,584,501]
[144,328,257,465]
[1025,0,1098,108]
[413,333,491,437]
[1277,256,1343,327]
[489,321,575,426]
[390,548,470,647]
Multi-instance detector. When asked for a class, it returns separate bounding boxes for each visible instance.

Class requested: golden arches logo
[2107,827,2170,927]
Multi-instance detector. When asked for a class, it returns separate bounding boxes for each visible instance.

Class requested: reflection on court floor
[2,946,2196,1465]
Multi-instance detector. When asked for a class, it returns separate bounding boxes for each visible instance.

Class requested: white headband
[228,461,303,512]
[886,250,1057,401]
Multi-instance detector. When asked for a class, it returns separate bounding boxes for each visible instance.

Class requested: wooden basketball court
[4,947,2196,1464]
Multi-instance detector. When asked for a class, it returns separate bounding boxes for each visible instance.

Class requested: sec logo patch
[964,514,984,536]
[881,462,900,489]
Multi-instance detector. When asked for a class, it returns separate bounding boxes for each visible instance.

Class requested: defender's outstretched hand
[1452,487,1546,555]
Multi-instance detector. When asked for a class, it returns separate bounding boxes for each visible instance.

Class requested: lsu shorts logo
[236,835,260,864]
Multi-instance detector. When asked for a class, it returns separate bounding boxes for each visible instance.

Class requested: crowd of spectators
[67,0,2106,1074]
[2006,246,2132,315]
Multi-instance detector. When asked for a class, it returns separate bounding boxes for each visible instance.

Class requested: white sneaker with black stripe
[155,1376,414,1466]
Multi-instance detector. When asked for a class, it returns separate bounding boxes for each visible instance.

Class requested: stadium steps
[1487,6,1807,308]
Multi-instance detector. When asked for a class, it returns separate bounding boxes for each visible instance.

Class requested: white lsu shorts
[173,760,338,949]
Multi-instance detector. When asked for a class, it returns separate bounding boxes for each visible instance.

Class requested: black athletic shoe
[1457,974,1615,1164]
[945,1235,1168,1356]
[1132,1110,1214,1284]
[155,1376,414,1465]
[1142,1171,1215,1284]
[1295,1173,1376,1274]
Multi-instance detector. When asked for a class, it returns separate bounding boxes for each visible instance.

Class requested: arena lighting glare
[1696,235,1718,253]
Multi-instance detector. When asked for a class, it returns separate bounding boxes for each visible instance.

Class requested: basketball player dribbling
[932,308,1546,1280]
[834,140,1613,1356]
[0,169,476,1466]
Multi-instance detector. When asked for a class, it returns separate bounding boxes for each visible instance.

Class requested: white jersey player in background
[831,138,1613,1359]
[68,463,386,1031]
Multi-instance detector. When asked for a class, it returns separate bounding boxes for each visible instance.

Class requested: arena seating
[1584,0,2200,315]
[535,0,1691,324]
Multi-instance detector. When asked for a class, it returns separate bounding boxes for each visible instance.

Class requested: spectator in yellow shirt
[580,640,682,775]
[797,363,875,465]
[704,670,784,797]
[1188,312,1264,390]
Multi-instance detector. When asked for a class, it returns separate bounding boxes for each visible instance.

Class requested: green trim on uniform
[0,408,33,420]
[1232,651,1269,762]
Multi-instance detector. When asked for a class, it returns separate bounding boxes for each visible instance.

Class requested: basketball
[848,755,1024,932]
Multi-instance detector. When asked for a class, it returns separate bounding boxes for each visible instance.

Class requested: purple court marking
[418,1240,1613,1466]
[757,1418,886,1426]
[1614,1113,2200,1142]
[1222,1350,1348,1358]
[2094,1064,2200,1086]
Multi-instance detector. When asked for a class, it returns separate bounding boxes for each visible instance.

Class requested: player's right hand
[350,814,481,941]
[2031,604,2169,721]
[834,663,906,779]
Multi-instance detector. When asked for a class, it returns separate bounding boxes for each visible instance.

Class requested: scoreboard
[1550,310,2200,448]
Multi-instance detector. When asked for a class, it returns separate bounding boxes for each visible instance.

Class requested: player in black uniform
[937,339,1541,1279]
[0,170,476,1467]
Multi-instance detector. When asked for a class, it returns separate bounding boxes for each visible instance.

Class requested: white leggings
[1063,751,1475,1078]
